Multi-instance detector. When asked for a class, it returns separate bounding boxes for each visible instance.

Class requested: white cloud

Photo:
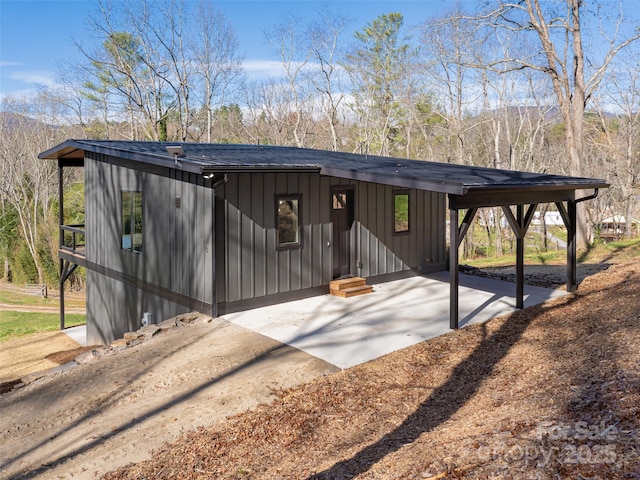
[9,70,58,89]
[0,88,40,102]
[242,59,287,80]
[0,61,24,67]
[0,69,61,102]
[242,58,348,83]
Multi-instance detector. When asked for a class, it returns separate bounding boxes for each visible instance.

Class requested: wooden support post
[516,205,524,309]
[58,161,65,331]
[567,200,577,292]
[449,207,459,330]
[458,208,478,242]
[60,259,66,330]
[58,160,64,248]
[502,203,537,310]
[555,200,577,293]
[447,205,478,329]
[59,260,79,330]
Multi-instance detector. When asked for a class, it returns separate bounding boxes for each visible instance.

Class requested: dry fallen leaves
[104,259,640,480]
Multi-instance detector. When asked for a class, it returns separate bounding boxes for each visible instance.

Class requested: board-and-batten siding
[216,172,334,305]
[169,169,214,305]
[357,183,446,278]
[84,153,214,344]
[216,172,446,309]
[83,156,445,342]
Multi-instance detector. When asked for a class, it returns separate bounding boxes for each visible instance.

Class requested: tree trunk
[3,258,10,281]
[527,0,590,250]
[494,208,503,257]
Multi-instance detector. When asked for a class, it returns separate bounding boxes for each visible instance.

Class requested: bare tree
[0,93,73,283]
[79,0,206,141]
[150,0,192,140]
[243,79,298,146]
[79,6,164,140]
[421,11,481,165]
[264,14,315,148]
[590,48,640,238]
[305,8,351,151]
[405,93,448,160]
[191,1,244,143]
[481,0,640,248]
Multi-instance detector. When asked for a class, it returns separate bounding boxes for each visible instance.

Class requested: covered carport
[321,158,608,330]
[225,161,608,368]
[446,175,607,329]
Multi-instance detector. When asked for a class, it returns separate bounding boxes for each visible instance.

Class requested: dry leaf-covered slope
[105,259,640,480]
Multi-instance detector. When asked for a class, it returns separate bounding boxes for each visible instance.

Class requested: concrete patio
[223,272,569,369]
[63,324,87,346]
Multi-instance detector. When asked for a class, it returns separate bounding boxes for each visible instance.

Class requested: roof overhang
[449,183,609,210]
[320,164,466,195]
[40,140,609,203]
[41,140,323,177]
[41,140,204,175]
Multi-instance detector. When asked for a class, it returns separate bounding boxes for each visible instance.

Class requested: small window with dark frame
[277,195,301,248]
[394,191,410,234]
[122,191,143,253]
[332,192,347,210]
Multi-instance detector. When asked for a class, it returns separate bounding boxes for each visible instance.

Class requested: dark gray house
[40,141,607,345]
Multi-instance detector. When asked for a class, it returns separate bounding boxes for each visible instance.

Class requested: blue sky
[0,0,463,98]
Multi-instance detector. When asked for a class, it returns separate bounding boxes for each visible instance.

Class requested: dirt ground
[0,281,87,387]
[1,250,638,479]
[100,258,639,479]
[0,331,88,386]
[0,260,607,389]
[0,317,337,479]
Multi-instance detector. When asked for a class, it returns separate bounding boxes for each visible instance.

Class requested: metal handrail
[60,224,86,252]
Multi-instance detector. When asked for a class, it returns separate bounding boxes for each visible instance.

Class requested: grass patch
[464,237,640,268]
[0,312,85,343]
[0,289,57,307]
[579,237,640,263]
[544,226,567,242]
[0,282,85,309]
[531,249,566,264]
[463,249,566,268]
[595,237,640,258]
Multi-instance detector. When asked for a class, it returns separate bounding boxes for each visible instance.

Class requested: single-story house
[39,141,608,345]
[597,214,639,240]
[531,210,565,226]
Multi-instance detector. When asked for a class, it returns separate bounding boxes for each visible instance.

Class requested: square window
[277,195,301,248]
[394,191,409,234]
[122,191,143,253]
[332,193,347,210]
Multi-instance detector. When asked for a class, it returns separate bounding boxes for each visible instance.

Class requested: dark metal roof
[40,139,608,197]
